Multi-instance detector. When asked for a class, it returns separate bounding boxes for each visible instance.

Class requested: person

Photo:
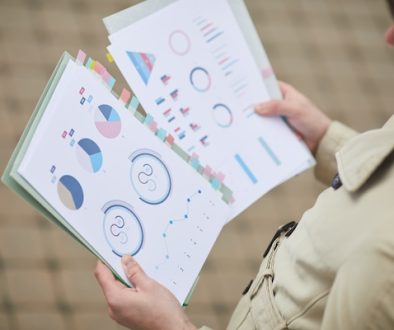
[94,1,394,329]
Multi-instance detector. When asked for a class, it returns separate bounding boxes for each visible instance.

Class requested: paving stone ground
[0,0,393,329]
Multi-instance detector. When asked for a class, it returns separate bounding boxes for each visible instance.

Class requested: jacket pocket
[227,294,257,330]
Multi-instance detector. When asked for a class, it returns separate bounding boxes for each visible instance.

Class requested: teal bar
[258,137,281,166]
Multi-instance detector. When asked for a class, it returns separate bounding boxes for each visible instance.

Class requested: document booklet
[2,0,315,305]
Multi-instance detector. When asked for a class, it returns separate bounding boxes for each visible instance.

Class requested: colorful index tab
[76,50,86,64]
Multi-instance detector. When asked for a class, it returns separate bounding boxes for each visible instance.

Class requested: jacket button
[331,173,342,190]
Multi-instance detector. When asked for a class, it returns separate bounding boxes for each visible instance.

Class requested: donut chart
[102,201,144,257]
[57,175,84,210]
[95,104,121,138]
[76,138,103,173]
[212,103,233,128]
[129,149,172,205]
[189,67,211,92]
[169,30,191,55]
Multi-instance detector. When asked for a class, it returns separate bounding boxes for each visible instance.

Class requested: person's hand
[255,81,332,153]
[95,256,196,330]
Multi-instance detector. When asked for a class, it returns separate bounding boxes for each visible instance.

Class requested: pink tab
[203,166,212,176]
[101,70,110,81]
[215,172,225,182]
[191,152,199,160]
[76,50,86,64]
[120,88,131,104]
[262,67,273,79]
[94,61,105,74]
[166,134,175,145]
[149,121,158,132]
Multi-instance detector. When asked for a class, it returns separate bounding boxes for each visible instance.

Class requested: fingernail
[254,105,267,113]
[121,255,133,267]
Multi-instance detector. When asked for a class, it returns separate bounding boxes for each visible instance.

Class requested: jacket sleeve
[321,247,394,329]
[314,121,358,185]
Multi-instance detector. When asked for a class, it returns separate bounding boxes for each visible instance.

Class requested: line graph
[155,189,204,271]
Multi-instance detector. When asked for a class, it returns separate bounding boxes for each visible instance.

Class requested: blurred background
[0,0,393,329]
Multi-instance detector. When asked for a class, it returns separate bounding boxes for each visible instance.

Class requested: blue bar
[206,31,224,43]
[258,137,281,166]
[234,154,257,184]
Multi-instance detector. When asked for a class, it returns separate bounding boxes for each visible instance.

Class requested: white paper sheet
[18,59,229,304]
[107,0,315,218]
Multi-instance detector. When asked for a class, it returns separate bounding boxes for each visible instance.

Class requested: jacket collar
[336,115,394,192]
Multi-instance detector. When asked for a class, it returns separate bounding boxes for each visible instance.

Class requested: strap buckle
[263,221,297,258]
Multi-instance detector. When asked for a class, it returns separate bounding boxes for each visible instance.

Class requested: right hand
[255,81,332,153]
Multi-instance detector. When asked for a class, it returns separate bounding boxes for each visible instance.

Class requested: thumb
[122,255,150,290]
[255,100,291,117]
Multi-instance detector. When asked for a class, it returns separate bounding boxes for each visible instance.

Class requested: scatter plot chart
[57,175,84,210]
[102,201,144,257]
[155,189,205,270]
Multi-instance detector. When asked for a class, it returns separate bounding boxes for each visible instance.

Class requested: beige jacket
[202,115,394,329]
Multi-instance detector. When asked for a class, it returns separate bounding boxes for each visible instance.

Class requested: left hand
[94,256,196,330]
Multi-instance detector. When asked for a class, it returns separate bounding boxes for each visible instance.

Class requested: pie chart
[57,175,84,210]
[76,138,103,173]
[95,104,121,138]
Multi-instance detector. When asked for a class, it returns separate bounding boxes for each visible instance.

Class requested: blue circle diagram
[189,67,211,92]
[129,149,172,205]
[76,138,103,173]
[57,175,84,210]
[102,201,144,257]
[212,103,233,128]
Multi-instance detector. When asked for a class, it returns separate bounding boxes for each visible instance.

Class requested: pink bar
[120,88,131,104]
[200,22,213,32]
[191,152,199,159]
[141,53,153,72]
[76,50,86,64]
[218,57,230,65]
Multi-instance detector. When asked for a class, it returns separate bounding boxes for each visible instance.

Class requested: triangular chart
[126,51,156,85]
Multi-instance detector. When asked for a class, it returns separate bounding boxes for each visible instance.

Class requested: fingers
[255,100,290,117]
[122,255,150,290]
[95,261,126,301]
[278,81,293,98]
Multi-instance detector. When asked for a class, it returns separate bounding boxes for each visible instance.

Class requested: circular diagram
[76,138,103,173]
[102,201,144,257]
[168,30,191,55]
[129,149,172,205]
[95,104,121,139]
[57,175,84,210]
[212,103,233,128]
[189,67,211,92]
